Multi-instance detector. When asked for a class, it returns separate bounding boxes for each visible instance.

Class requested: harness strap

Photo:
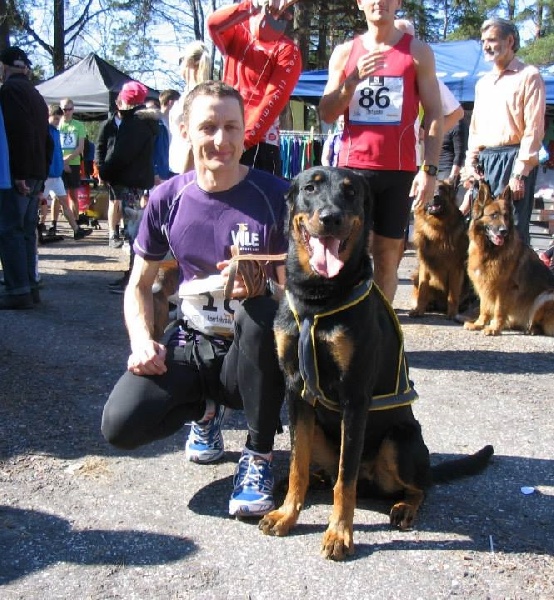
[288,280,418,413]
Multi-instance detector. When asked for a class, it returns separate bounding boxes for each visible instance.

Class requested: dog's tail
[529,291,554,336]
[431,445,494,484]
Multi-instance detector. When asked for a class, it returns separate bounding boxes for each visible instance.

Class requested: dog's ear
[499,184,514,206]
[346,170,372,225]
[473,180,491,218]
[284,176,299,235]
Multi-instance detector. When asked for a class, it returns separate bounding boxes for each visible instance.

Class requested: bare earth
[1,221,553,599]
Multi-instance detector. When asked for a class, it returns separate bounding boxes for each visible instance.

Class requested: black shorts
[355,170,416,239]
[106,184,141,208]
[62,164,81,190]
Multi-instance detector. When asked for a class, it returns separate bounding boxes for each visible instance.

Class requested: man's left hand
[410,171,435,208]
[509,176,525,201]
[217,259,248,299]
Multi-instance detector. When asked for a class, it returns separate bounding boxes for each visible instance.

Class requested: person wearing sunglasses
[59,98,86,221]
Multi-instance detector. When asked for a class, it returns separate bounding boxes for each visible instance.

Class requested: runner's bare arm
[414,39,443,171]
[124,255,167,375]
[410,39,444,207]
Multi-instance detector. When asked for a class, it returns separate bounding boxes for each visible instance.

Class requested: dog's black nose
[319,209,343,228]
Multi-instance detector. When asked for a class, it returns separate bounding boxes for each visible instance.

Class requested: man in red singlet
[208,0,302,176]
[319,0,443,302]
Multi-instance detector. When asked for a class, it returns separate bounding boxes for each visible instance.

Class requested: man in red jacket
[208,0,302,176]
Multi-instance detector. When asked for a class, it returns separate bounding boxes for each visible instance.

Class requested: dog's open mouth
[425,201,444,216]
[301,225,346,278]
[486,227,506,246]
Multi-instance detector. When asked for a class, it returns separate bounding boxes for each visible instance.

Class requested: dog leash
[223,247,287,299]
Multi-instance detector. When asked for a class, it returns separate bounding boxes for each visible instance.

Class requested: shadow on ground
[187,453,554,558]
[0,505,196,584]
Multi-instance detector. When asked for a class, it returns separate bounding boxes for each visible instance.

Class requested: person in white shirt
[168,41,210,175]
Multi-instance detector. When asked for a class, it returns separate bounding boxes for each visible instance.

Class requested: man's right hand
[14,180,30,195]
[355,50,387,82]
[127,340,167,376]
[253,0,296,17]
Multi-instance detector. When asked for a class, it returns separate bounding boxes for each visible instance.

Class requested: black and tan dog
[465,181,554,335]
[410,180,470,319]
[259,166,494,560]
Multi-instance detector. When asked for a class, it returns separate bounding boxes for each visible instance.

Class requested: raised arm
[244,42,302,148]
[319,41,386,124]
[208,0,253,55]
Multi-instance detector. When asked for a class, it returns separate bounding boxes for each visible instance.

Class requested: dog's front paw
[483,325,501,336]
[390,502,417,530]
[464,320,484,331]
[408,308,425,318]
[321,522,354,560]
[259,508,297,537]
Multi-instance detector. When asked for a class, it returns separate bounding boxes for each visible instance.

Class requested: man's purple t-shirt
[133,168,289,283]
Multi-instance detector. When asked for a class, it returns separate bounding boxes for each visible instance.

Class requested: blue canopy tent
[292,40,554,105]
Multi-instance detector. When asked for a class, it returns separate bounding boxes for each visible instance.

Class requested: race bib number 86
[348,76,403,125]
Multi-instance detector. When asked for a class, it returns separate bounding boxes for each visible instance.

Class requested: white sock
[244,446,272,461]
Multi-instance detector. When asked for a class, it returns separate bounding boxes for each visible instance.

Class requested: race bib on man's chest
[348,76,403,125]
[179,275,240,337]
[61,129,79,150]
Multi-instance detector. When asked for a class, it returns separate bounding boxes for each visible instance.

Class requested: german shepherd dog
[410,180,470,319]
[119,206,180,341]
[465,181,554,336]
[152,259,180,341]
[258,167,494,560]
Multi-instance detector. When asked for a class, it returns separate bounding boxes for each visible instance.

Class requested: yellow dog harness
[286,279,418,412]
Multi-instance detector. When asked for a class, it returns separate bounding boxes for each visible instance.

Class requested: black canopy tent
[36,53,159,121]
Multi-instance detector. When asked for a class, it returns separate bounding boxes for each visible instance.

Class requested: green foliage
[520,32,554,65]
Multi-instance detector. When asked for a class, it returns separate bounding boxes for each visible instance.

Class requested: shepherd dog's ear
[499,184,514,206]
[284,176,299,236]
[473,180,492,219]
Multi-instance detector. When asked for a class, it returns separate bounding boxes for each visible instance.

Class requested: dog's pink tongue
[309,236,343,278]
[493,234,505,246]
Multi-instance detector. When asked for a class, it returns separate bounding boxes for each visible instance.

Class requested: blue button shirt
[0,108,11,189]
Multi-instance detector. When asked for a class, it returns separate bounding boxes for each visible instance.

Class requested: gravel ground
[1,221,553,599]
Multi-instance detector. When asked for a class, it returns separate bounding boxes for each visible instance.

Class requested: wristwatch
[512,173,527,181]
[420,164,438,176]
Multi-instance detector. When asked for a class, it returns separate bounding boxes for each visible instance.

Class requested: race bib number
[348,76,403,125]
[179,275,239,337]
[61,129,79,151]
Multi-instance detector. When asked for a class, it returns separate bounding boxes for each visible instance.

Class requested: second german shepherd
[465,182,554,336]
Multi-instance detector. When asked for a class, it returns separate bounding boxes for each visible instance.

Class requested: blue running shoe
[229,450,275,517]
[185,405,226,463]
